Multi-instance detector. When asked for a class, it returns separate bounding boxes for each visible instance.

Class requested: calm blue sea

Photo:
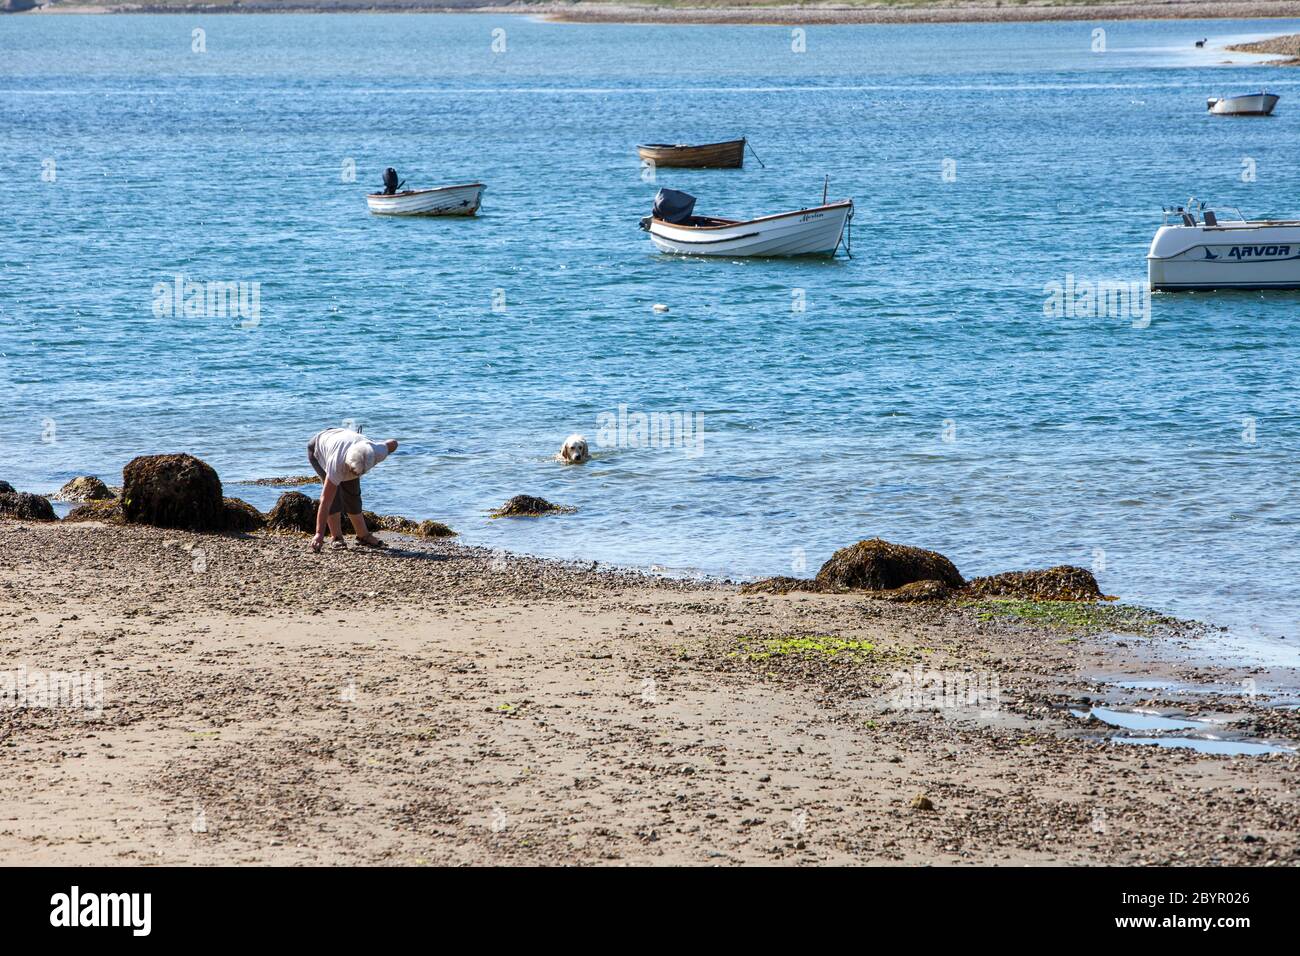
[3,14,1300,656]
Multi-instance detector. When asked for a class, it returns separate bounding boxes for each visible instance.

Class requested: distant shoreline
[13,1,1300,28]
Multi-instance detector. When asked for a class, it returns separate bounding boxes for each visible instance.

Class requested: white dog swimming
[559,434,590,464]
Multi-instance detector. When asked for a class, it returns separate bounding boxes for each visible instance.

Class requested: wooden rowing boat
[636,138,746,169]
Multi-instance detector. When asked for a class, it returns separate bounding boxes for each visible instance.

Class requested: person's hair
[344,441,376,479]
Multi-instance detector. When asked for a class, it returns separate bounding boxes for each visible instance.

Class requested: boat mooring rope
[744,138,766,169]
[843,205,853,259]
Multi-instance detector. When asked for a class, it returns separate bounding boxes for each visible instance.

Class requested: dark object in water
[964,566,1106,602]
[637,139,745,169]
[121,454,225,531]
[0,490,57,522]
[490,495,574,517]
[382,167,400,195]
[266,491,317,533]
[52,475,114,502]
[64,499,125,525]
[815,538,965,592]
[222,497,266,532]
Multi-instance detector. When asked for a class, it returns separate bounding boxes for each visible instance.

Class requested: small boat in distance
[1207,91,1278,115]
[637,138,747,169]
[366,167,485,216]
[1148,198,1300,290]
[640,188,852,257]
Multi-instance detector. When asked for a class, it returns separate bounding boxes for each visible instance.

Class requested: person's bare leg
[327,512,344,541]
[347,512,368,538]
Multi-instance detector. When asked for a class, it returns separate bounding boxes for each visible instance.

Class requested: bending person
[307,426,398,552]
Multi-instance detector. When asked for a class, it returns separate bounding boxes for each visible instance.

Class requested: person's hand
[311,533,324,553]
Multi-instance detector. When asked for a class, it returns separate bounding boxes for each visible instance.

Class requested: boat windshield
[1161,198,1247,226]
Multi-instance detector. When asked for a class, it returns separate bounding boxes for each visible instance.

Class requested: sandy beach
[15,0,1300,25]
[2,515,1297,866]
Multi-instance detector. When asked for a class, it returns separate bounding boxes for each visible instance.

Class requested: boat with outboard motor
[366,167,485,217]
[639,188,852,257]
[1147,198,1300,290]
[1206,91,1279,116]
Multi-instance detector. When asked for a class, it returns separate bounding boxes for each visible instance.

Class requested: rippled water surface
[3,15,1300,653]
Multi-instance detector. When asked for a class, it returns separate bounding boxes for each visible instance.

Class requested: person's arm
[312,479,337,549]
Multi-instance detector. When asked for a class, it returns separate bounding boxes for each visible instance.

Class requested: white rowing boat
[640,189,852,257]
[1206,92,1279,116]
[366,182,485,217]
[1148,198,1300,290]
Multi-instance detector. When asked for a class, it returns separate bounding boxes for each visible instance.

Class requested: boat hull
[366,183,485,216]
[1148,221,1300,290]
[1207,93,1279,116]
[637,139,745,169]
[648,200,852,257]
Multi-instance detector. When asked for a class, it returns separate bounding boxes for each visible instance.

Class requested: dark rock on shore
[872,579,954,602]
[816,538,965,591]
[0,491,57,522]
[64,499,126,524]
[0,481,14,494]
[964,565,1105,602]
[52,476,115,502]
[266,491,316,533]
[739,576,825,595]
[491,495,575,517]
[416,519,457,538]
[121,454,225,531]
[222,497,266,533]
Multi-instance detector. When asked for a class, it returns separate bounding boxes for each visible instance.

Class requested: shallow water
[4,15,1300,658]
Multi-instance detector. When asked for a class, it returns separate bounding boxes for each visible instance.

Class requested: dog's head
[560,434,590,464]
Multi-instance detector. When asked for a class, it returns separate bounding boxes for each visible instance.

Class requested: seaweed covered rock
[490,495,574,517]
[121,454,224,531]
[222,497,266,533]
[872,579,954,603]
[342,510,387,535]
[417,519,457,538]
[815,538,964,592]
[64,499,125,524]
[739,576,824,595]
[372,514,418,534]
[266,491,316,533]
[964,565,1104,602]
[0,481,14,494]
[52,475,115,502]
[0,490,57,522]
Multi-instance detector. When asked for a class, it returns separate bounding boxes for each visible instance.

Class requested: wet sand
[1,518,1297,865]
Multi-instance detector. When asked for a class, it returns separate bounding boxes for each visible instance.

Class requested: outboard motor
[641,188,696,230]
[382,167,400,196]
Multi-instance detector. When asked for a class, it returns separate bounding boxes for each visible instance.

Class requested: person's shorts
[307,437,362,515]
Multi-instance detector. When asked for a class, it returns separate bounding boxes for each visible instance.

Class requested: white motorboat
[1206,91,1279,116]
[366,183,484,216]
[366,168,484,216]
[640,188,852,257]
[1147,199,1300,291]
